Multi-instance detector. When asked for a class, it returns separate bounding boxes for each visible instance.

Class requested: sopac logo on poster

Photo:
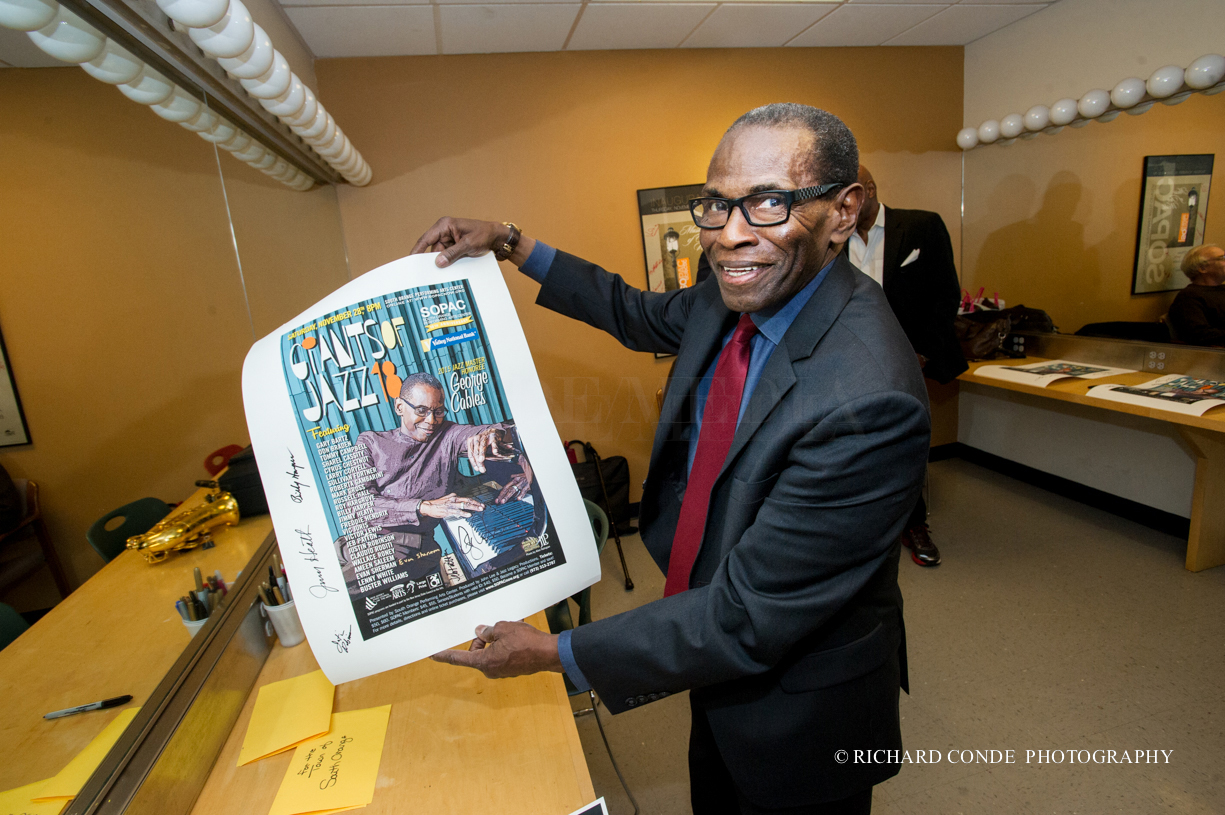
[1144,177,1182,285]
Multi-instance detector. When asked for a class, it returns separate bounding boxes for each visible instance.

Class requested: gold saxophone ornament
[126,490,240,563]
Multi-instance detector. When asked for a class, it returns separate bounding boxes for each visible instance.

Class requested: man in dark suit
[849,166,966,567]
[418,104,930,814]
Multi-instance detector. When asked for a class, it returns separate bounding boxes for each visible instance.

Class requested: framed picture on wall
[1132,154,1214,295]
[638,184,706,358]
[0,321,31,447]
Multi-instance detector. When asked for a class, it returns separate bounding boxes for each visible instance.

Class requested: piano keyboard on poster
[443,481,537,576]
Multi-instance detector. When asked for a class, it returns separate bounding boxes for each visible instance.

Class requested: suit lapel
[719,256,858,474]
[881,205,903,295]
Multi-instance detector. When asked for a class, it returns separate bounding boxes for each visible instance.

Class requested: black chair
[0,601,29,651]
[0,479,71,599]
[86,498,174,563]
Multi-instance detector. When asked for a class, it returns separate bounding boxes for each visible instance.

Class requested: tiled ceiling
[0,0,1055,66]
[280,0,1057,58]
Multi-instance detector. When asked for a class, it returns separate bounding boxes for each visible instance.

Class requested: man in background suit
[417,104,930,814]
[849,166,966,567]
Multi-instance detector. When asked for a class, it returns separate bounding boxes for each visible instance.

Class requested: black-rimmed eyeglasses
[688,183,846,229]
[400,399,447,420]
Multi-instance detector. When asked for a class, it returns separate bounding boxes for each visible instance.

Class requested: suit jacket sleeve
[534,249,704,355]
[570,386,929,713]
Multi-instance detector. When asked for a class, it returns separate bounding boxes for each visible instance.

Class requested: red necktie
[664,313,758,597]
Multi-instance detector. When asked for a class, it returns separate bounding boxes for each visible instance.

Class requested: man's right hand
[410,217,534,268]
[419,493,485,519]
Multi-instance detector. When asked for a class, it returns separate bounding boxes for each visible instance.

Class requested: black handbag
[217,446,269,517]
[566,440,635,590]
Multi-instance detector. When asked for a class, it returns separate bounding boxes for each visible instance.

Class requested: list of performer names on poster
[317,434,397,593]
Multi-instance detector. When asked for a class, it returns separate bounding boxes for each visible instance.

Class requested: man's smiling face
[699,124,859,314]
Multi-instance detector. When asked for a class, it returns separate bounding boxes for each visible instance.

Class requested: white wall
[964,0,1225,125]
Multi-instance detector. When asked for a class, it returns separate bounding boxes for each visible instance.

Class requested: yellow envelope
[32,707,141,802]
[0,779,66,815]
[238,670,336,766]
[268,705,392,815]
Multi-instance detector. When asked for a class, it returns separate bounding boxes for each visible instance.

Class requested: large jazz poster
[1132,154,1214,294]
[243,253,599,683]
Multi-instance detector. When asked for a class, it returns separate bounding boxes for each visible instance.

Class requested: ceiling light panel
[887,3,1046,45]
[440,5,580,54]
[286,5,437,57]
[568,3,715,51]
[683,3,837,49]
[787,3,947,47]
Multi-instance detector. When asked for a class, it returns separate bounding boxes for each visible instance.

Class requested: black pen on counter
[44,695,133,720]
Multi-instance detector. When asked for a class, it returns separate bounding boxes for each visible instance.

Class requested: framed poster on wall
[0,321,31,446]
[638,184,706,358]
[1132,154,1214,295]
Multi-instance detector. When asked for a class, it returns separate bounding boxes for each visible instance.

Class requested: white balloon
[28,6,104,64]
[1024,105,1050,131]
[189,0,254,60]
[216,23,273,79]
[976,120,1000,144]
[283,87,318,128]
[149,85,202,122]
[1185,54,1225,89]
[0,0,58,32]
[289,173,315,192]
[80,38,142,85]
[117,64,175,105]
[999,114,1024,139]
[261,77,306,118]
[1077,89,1110,118]
[155,0,227,28]
[197,118,238,144]
[1049,98,1078,126]
[239,51,290,99]
[331,140,355,166]
[1146,65,1184,98]
[1110,77,1146,108]
[179,107,218,132]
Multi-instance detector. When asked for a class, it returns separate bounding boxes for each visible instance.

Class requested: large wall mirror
[961,89,1224,348]
[0,21,349,605]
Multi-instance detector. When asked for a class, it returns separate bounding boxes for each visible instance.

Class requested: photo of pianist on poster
[279,279,565,642]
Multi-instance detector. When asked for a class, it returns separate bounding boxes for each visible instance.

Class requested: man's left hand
[466,427,514,474]
[431,621,563,678]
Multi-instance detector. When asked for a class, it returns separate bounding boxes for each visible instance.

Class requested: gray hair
[1181,244,1221,282]
[726,103,859,187]
[399,371,443,399]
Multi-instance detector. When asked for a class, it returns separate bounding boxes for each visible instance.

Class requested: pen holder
[182,617,208,637]
[262,600,305,647]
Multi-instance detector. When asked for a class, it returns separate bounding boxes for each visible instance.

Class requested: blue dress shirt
[521,242,833,692]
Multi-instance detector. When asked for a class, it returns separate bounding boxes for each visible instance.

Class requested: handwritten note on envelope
[0,780,68,815]
[33,707,141,802]
[238,669,335,766]
[269,705,391,815]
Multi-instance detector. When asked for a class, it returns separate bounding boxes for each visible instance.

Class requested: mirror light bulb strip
[0,0,368,189]
[957,54,1225,150]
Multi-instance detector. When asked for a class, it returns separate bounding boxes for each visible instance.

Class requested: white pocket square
[901,248,920,267]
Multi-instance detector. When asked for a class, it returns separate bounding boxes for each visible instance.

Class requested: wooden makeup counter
[1,486,593,815]
[959,356,1225,572]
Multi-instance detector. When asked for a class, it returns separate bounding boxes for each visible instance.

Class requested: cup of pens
[260,558,304,647]
[176,567,228,637]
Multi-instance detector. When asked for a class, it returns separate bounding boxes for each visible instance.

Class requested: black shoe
[901,523,941,567]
